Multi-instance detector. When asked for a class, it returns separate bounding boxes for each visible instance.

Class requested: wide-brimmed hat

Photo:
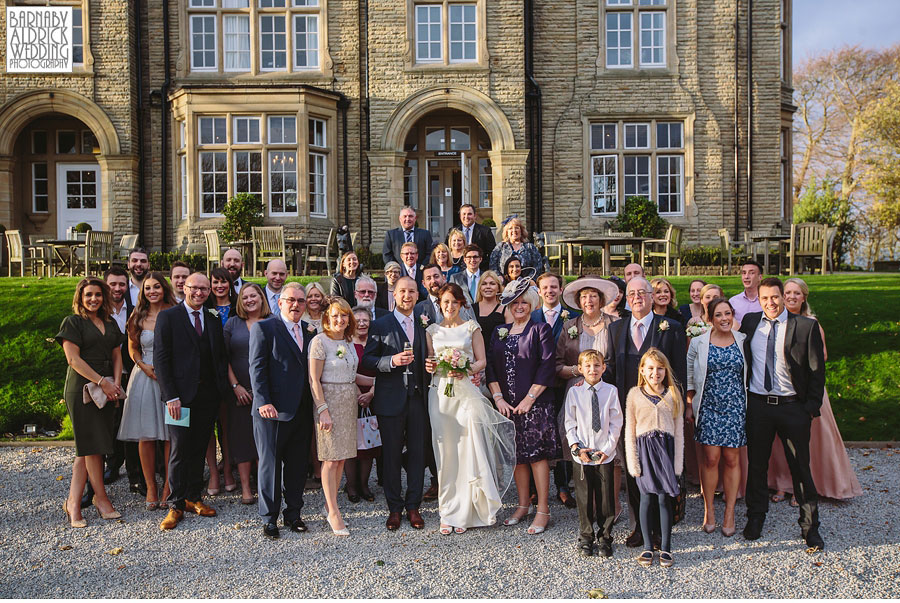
[562,276,620,310]
[499,278,532,306]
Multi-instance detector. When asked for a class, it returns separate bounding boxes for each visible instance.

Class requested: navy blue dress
[635,390,680,497]
[695,342,747,448]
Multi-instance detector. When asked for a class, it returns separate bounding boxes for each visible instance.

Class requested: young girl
[625,348,684,568]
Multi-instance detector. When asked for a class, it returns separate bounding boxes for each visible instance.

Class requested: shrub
[680,246,723,266]
[609,196,667,238]
[482,218,496,227]
[74,222,93,233]
[220,193,264,243]
[149,251,206,273]
[794,177,855,266]
[355,245,384,271]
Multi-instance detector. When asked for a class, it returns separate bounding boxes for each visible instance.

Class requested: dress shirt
[390,308,416,369]
[232,277,245,295]
[110,301,127,334]
[183,301,205,332]
[279,312,304,351]
[729,290,762,323]
[429,295,442,321]
[542,303,562,328]
[128,280,140,307]
[629,311,654,343]
[463,225,473,244]
[405,264,417,280]
[265,286,281,313]
[749,308,796,396]
[564,380,622,465]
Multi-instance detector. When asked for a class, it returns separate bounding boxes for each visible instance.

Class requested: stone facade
[0,0,791,261]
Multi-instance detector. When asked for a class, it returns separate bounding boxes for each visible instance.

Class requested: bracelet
[231,383,239,389]
[96,377,103,386]
[527,392,536,400]
[492,392,503,399]
[316,404,329,415]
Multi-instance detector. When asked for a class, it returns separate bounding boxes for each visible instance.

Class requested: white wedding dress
[427,320,516,529]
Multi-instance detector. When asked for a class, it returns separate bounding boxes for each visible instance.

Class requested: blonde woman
[303,281,327,333]
[489,217,544,277]
[430,243,460,280]
[447,229,467,270]
[650,277,684,325]
[472,270,505,341]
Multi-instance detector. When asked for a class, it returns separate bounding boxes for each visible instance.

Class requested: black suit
[447,222,496,272]
[155,303,230,511]
[383,227,434,267]
[604,313,687,535]
[740,311,825,533]
[361,311,430,512]
[249,316,315,524]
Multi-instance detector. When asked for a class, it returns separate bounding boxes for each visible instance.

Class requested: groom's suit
[361,309,431,513]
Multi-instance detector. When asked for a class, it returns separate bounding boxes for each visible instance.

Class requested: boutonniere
[306,323,317,334]
[497,328,509,340]
[336,345,346,359]
[567,326,578,339]
[419,315,430,328]
[658,320,670,333]
[560,309,570,321]
[208,308,219,318]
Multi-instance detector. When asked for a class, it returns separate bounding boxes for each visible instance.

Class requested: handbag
[671,473,687,525]
[357,407,382,450]
[82,377,121,409]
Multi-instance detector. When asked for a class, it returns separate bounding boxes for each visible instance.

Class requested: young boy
[564,349,623,558]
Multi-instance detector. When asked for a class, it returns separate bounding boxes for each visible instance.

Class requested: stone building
[0,0,793,260]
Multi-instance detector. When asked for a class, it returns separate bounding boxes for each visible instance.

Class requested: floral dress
[695,342,747,448]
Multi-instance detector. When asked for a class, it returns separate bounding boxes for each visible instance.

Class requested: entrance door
[56,164,101,237]
[425,160,462,239]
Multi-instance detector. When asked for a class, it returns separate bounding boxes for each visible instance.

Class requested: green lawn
[1,274,898,441]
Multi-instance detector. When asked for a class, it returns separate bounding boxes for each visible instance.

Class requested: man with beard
[415,264,474,325]
[354,276,390,321]
[127,248,150,307]
[222,249,247,295]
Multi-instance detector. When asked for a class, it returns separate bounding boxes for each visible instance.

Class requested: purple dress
[486,320,561,464]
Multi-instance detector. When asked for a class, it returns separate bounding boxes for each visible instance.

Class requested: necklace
[582,316,604,329]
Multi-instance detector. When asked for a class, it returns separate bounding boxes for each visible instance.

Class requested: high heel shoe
[527,511,550,535]
[325,511,349,536]
[92,496,121,520]
[454,527,467,534]
[146,499,159,511]
[503,505,534,526]
[721,525,736,537]
[702,523,716,533]
[63,500,87,528]
[439,524,453,535]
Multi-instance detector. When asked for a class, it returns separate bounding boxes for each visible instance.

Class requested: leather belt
[749,392,800,406]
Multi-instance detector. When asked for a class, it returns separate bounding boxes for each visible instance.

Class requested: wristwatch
[231,383,238,389]
[527,392,536,399]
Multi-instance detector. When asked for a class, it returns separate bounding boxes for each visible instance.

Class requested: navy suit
[361,311,431,512]
[415,296,475,325]
[530,306,581,342]
[383,227,434,267]
[249,315,315,524]
[447,222,496,272]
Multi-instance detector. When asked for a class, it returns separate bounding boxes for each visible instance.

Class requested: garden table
[556,235,651,276]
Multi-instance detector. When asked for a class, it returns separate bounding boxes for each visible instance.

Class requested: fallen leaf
[106,547,123,555]
[56,476,63,481]
[587,588,608,599]
[861,465,874,470]
[375,560,384,567]
[117,565,126,570]
[813,561,823,567]
[58,545,72,551]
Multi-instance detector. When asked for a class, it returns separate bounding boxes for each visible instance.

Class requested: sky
[793,0,900,64]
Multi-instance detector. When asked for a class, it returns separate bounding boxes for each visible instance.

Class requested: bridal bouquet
[686,320,713,338]
[436,347,471,397]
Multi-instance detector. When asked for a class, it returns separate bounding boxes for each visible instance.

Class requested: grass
[1,274,898,441]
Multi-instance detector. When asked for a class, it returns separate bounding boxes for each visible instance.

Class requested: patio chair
[785,222,827,275]
[113,234,139,266]
[204,230,222,275]
[541,231,564,273]
[643,224,683,276]
[304,228,336,275]
[252,226,288,277]
[84,230,115,276]
[5,230,46,276]
[718,228,748,274]
[604,230,637,270]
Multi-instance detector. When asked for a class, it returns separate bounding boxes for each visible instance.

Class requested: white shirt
[542,303,562,327]
[232,278,245,295]
[110,301,127,334]
[265,286,281,313]
[629,311,654,346]
[749,308,796,396]
[128,281,140,307]
[390,308,415,369]
[564,380,623,465]
[183,301,206,332]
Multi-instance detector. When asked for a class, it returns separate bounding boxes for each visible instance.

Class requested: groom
[362,276,431,531]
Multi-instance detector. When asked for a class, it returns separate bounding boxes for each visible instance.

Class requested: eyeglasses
[357,289,376,296]
[184,286,210,293]
[401,251,417,256]
[626,290,650,299]
[464,254,481,261]
[282,297,306,305]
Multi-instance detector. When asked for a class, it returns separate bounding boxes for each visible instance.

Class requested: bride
[424,283,516,534]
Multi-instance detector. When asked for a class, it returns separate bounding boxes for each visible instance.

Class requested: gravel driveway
[0,446,896,598]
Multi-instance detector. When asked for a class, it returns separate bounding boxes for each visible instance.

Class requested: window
[259,15,287,70]
[309,152,326,216]
[57,131,77,154]
[181,155,188,219]
[404,159,419,209]
[478,157,491,208]
[268,116,297,144]
[72,8,84,65]
[450,127,469,150]
[191,15,217,70]
[588,119,686,216]
[32,131,47,155]
[425,127,444,150]
[199,117,227,144]
[415,5,442,63]
[294,14,319,69]
[233,116,261,143]
[268,151,297,214]
[309,118,326,147]
[234,151,263,197]
[603,0,668,70]
[200,151,228,216]
[224,15,251,71]
[412,1,481,66]
[448,4,476,62]
[82,131,98,154]
[32,163,49,213]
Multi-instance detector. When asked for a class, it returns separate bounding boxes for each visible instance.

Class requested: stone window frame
[32,162,49,213]
[179,0,332,79]
[8,0,94,74]
[584,115,693,218]
[598,0,677,76]
[404,0,489,72]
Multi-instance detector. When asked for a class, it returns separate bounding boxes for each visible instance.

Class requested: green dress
[55,315,124,457]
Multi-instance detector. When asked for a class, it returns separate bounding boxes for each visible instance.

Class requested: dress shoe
[263,522,280,539]
[386,511,402,531]
[423,484,439,502]
[597,541,613,558]
[103,467,120,485]
[407,508,425,529]
[743,516,764,541]
[63,500,87,528]
[347,491,361,503]
[130,482,148,496]
[185,499,217,517]
[803,527,825,550]
[578,542,594,557]
[289,518,308,533]
[721,525,736,537]
[92,497,121,520]
[625,529,643,548]
[557,490,577,509]
[360,488,375,502]
[159,508,184,530]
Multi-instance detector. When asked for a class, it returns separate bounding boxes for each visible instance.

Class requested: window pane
[639,11,665,67]
[72,8,83,64]
[268,116,296,143]
[234,151,263,197]
[416,5,442,62]
[404,159,418,209]
[309,118,326,147]
[657,122,682,148]
[624,123,649,148]
[450,127,469,151]
[82,131,98,154]
[449,3,477,63]
[624,155,650,197]
[200,151,228,215]
[33,163,49,212]
[191,16,216,69]
[425,127,445,151]
[309,152,326,216]
[260,15,287,70]
[233,117,260,144]
[223,0,250,7]
[657,155,682,213]
[478,157,492,208]
[224,15,251,71]
[269,151,297,214]
[57,131,77,154]
[606,12,632,67]
[295,15,319,69]
[591,123,616,150]
[592,155,618,215]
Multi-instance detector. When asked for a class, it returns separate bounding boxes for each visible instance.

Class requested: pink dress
[767,387,862,499]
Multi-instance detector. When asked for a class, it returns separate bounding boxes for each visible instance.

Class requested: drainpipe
[160,0,171,251]
[524,0,543,233]
[337,94,351,229]
[134,0,146,245]
[746,0,753,230]
[733,7,740,238]
[362,0,372,246]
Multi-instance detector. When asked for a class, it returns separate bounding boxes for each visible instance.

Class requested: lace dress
[427,321,516,528]
[310,333,359,461]
[118,329,169,442]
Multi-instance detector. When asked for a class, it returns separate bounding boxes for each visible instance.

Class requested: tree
[793,177,854,266]
[609,196,667,238]
[220,193,264,243]
[860,80,900,264]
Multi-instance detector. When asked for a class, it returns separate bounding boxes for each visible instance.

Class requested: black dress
[474,301,505,342]
[55,315,124,457]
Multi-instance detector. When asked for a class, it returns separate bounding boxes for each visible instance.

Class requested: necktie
[433,300,442,320]
[192,311,202,336]
[469,273,477,300]
[291,323,304,352]
[632,321,644,350]
[764,318,778,391]
[590,386,602,432]
[403,316,414,344]
[272,293,280,310]
[405,230,413,243]
[545,308,557,327]
[465,226,471,244]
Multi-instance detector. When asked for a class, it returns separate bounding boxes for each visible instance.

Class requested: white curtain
[224,15,251,70]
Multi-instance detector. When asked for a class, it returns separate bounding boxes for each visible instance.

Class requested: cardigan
[685,328,748,418]
[554,314,612,383]
[623,387,684,479]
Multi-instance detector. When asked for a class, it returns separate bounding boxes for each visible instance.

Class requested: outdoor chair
[114,234,139,266]
[643,224,683,276]
[204,230,222,275]
[785,222,827,275]
[604,230,636,270]
[304,228,336,275]
[718,228,748,274]
[541,231,564,273]
[252,226,288,277]
[5,230,46,276]
[83,230,115,276]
